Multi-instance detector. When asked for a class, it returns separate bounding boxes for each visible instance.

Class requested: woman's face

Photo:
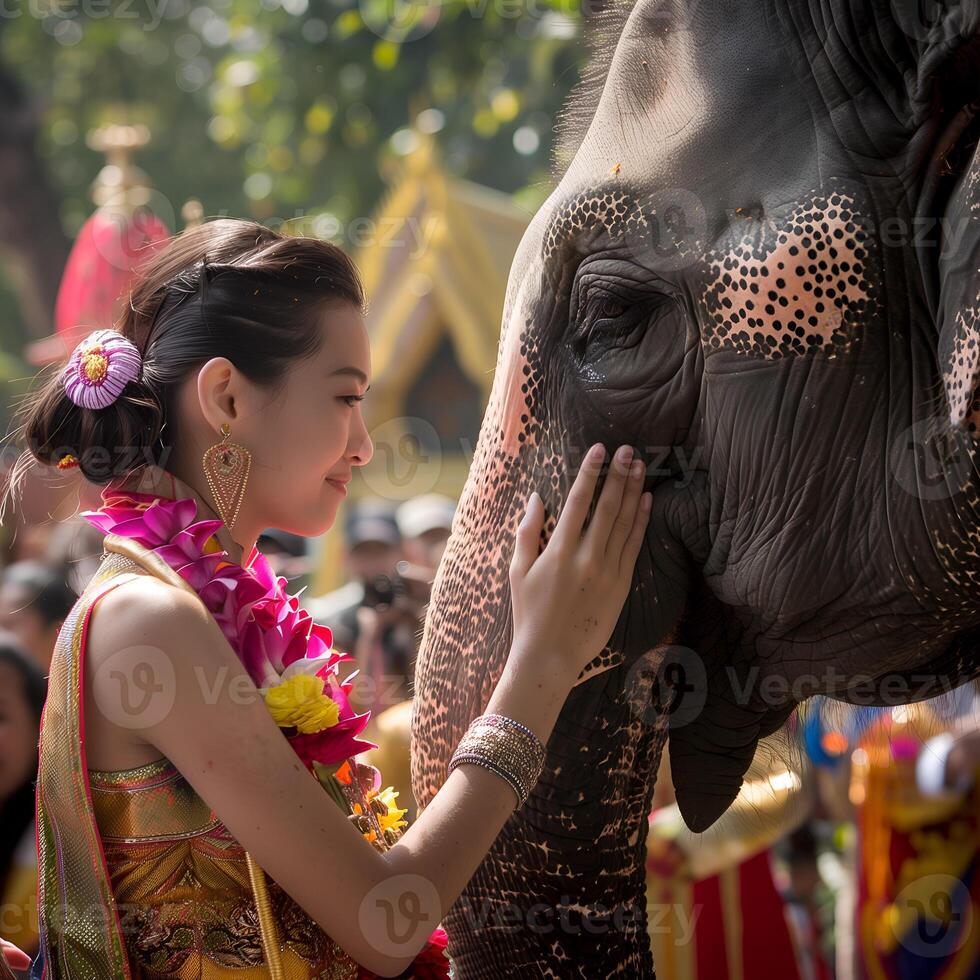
[223,302,375,539]
[0,662,38,802]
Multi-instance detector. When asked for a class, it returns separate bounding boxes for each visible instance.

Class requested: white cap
[395,493,456,539]
[915,732,975,797]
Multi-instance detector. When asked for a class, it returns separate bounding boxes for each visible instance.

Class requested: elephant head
[412,1,980,975]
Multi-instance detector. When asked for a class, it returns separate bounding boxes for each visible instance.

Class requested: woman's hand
[508,442,651,684]
[1,939,31,972]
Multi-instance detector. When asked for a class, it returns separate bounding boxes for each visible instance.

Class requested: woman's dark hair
[7,218,365,498]
[1,560,76,627]
[0,634,46,897]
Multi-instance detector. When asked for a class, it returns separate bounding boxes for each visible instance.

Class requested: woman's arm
[89,579,560,975]
[85,443,650,976]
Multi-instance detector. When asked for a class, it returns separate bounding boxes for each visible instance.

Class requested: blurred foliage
[0,0,590,419]
[0,259,41,435]
[1,0,587,244]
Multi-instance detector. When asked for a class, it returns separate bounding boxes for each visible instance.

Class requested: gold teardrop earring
[202,422,252,531]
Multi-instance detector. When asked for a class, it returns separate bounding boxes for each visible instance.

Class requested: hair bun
[14,325,163,486]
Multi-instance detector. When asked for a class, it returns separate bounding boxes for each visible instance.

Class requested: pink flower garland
[82,488,377,768]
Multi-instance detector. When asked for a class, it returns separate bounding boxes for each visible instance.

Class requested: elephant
[411,1,980,975]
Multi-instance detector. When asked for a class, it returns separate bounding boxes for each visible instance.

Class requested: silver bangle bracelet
[481,713,539,743]
[447,712,546,808]
[448,752,528,806]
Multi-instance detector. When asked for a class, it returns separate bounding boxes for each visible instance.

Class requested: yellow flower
[82,350,109,383]
[263,674,339,734]
[375,786,408,833]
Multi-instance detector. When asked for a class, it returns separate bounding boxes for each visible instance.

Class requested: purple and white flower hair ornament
[61,328,142,410]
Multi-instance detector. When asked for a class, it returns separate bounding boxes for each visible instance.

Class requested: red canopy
[27,207,170,365]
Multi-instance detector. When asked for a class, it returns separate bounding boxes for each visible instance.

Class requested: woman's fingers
[581,445,635,557]
[510,491,544,580]
[605,456,645,561]
[548,444,607,553]
[619,488,653,579]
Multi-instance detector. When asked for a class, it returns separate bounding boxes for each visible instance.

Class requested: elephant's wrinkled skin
[412,2,980,975]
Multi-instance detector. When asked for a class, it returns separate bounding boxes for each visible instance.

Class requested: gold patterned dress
[35,536,361,979]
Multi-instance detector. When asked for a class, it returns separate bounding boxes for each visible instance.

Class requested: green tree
[0,0,587,346]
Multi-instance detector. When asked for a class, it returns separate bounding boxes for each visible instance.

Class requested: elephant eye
[570,288,637,350]
[597,297,627,320]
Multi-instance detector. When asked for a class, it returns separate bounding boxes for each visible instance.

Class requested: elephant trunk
[412,259,671,976]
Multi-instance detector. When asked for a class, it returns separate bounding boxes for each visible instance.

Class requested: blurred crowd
[305,491,457,716]
[644,686,980,980]
[0,515,84,970]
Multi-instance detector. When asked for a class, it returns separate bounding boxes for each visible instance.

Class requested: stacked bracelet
[448,713,546,807]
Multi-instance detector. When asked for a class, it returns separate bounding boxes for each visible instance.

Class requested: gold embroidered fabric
[36,542,360,980]
[90,758,219,844]
[90,758,357,978]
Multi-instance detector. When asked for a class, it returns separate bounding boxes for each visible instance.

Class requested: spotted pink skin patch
[703,192,874,359]
[943,146,980,434]
[542,188,649,263]
[946,306,980,433]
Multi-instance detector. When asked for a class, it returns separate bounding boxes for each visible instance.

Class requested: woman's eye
[340,395,365,407]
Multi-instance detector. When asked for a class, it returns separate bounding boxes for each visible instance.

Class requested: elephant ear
[898,0,979,127]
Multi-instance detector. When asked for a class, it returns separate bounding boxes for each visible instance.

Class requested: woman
[0,637,46,970]
[6,218,652,978]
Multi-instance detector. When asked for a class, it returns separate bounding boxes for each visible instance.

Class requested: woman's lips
[325,478,348,495]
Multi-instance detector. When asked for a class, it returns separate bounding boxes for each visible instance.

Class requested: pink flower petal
[289,729,378,768]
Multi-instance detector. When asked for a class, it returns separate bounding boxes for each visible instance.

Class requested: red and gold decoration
[851,706,980,979]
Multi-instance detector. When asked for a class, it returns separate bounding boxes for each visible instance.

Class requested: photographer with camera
[354,495,456,706]
[307,500,415,711]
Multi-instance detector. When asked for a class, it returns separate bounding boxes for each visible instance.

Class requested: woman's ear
[196,357,238,431]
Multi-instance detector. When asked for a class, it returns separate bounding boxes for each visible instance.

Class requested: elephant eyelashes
[571,294,632,348]
[577,297,667,360]
[598,298,628,319]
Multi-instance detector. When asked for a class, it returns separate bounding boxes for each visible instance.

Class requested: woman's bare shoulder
[81,576,214,768]
[89,573,211,649]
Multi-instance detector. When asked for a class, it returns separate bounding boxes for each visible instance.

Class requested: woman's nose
[350,416,374,467]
